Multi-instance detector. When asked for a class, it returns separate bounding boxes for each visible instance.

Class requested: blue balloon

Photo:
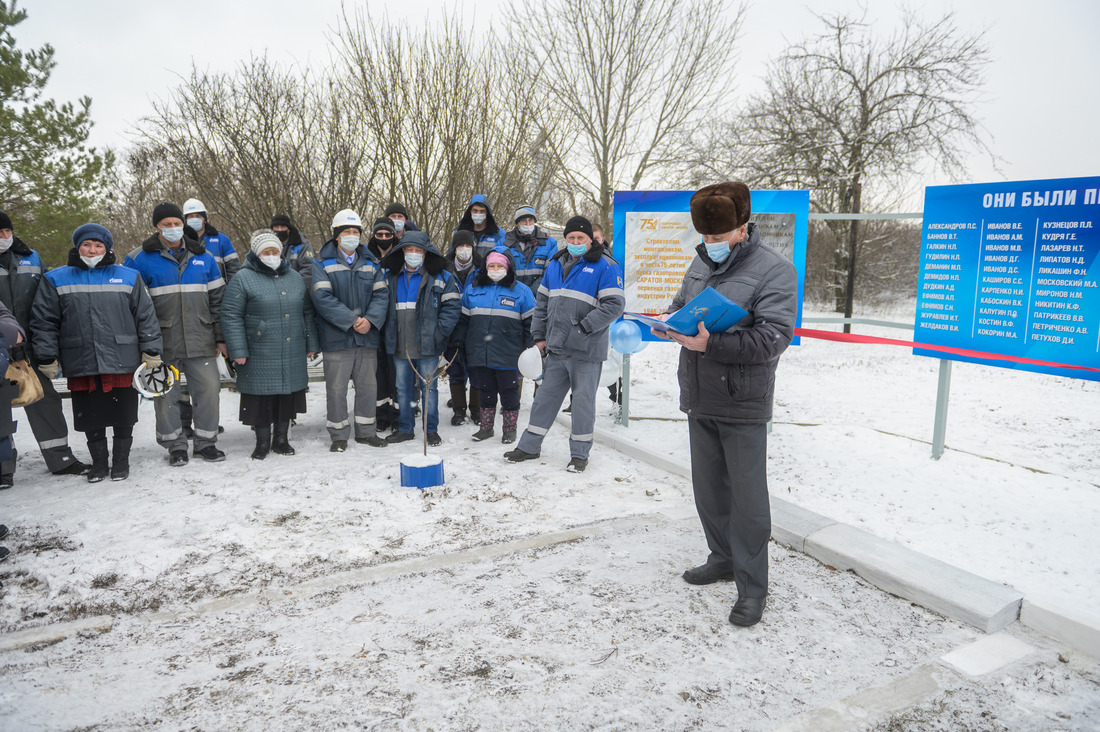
[609,319,647,354]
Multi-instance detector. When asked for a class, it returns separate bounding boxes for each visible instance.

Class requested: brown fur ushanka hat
[690,182,751,235]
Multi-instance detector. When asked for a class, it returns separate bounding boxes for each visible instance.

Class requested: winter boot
[252,424,272,460]
[449,382,468,426]
[472,407,496,441]
[110,437,132,481]
[271,421,295,455]
[87,439,110,483]
[501,409,519,444]
[469,387,482,425]
[179,399,194,439]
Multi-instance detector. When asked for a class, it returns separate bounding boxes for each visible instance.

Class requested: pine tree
[0,0,113,263]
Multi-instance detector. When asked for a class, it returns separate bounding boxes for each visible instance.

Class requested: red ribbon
[794,327,1100,374]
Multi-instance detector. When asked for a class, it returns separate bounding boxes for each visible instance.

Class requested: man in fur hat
[654,182,798,627]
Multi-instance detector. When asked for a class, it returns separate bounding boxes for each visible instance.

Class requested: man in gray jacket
[505,216,625,473]
[656,182,798,627]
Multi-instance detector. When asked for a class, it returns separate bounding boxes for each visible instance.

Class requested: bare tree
[134,57,372,247]
[338,8,563,247]
[508,0,746,231]
[703,8,990,326]
[102,142,192,254]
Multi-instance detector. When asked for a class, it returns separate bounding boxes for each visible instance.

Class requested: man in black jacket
[655,182,798,627]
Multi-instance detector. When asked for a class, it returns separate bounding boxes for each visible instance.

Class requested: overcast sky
[16,0,1100,210]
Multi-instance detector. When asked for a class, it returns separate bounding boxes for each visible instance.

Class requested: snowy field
[1,306,1098,729]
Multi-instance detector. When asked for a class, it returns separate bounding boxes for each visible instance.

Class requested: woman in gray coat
[221,230,319,459]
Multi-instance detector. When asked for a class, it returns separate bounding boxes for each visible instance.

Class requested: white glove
[142,352,163,369]
[39,360,60,380]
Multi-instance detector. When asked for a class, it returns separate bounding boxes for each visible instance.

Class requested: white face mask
[455,246,473,263]
[487,268,506,282]
[339,234,360,252]
[187,217,204,231]
[404,252,424,269]
[0,237,12,252]
[391,218,406,232]
[161,226,185,243]
[518,224,535,236]
[471,213,486,226]
[260,254,282,270]
[81,254,105,268]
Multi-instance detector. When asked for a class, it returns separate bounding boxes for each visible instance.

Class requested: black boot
[449,383,468,426]
[271,421,295,455]
[110,437,132,481]
[87,439,110,483]
[469,387,482,425]
[252,424,272,460]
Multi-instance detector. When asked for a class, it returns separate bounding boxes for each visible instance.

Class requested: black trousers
[687,417,771,599]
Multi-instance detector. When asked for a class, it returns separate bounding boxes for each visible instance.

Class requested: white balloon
[599,346,622,388]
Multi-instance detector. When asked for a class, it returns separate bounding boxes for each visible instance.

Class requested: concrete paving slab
[940,631,1036,677]
[804,523,1023,632]
[770,664,953,731]
[771,499,836,553]
[1021,598,1100,660]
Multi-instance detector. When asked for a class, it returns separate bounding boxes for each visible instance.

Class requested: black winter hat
[384,202,409,218]
[372,217,396,236]
[0,210,12,231]
[152,202,184,226]
[450,230,475,248]
[563,215,594,240]
[271,214,293,228]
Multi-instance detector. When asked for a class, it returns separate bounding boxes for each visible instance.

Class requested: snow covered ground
[0,307,1097,729]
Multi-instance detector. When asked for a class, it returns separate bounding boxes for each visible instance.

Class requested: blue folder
[624,287,749,336]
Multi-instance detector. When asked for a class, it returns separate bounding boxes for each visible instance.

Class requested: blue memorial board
[915,177,1100,381]
[612,189,808,343]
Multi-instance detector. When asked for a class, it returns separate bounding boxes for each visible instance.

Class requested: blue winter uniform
[311,239,389,352]
[456,194,506,259]
[454,269,536,370]
[501,228,560,292]
[198,224,240,282]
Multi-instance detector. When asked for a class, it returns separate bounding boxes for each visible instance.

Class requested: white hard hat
[518,345,545,382]
[133,363,179,399]
[183,198,206,216]
[331,209,362,230]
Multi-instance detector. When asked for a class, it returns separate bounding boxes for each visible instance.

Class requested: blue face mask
[161,226,185,243]
[567,243,588,258]
[705,239,731,264]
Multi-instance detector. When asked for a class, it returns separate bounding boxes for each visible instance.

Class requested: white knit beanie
[250,228,282,256]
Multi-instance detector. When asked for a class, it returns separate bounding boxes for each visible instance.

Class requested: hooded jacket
[221,252,319,396]
[533,243,625,363]
[310,237,389,352]
[455,195,506,252]
[452,248,536,370]
[197,220,241,282]
[444,231,479,291]
[0,236,45,358]
[380,231,462,359]
[501,227,559,292]
[280,226,315,290]
[124,228,225,360]
[30,249,162,377]
[670,223,798,423]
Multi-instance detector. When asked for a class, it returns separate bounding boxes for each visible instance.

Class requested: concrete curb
[585,419,1100,653]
